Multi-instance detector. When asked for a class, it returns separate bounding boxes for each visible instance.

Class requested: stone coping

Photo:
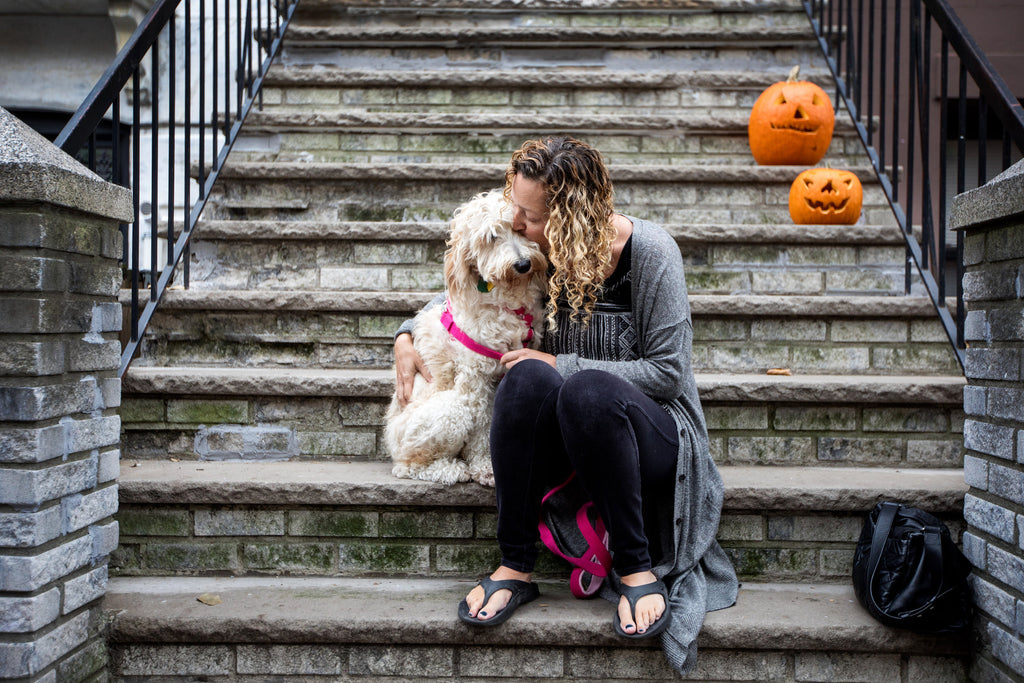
[103,575,966,655]
[123,367,966,403]
[191,220,900,244]
[0,107,132,221]
[950,159,1024,230]
[138,290,947,319]
[264,67,835,89]
[243,110,861,134]
[213,161,879,184]
[116,460,967,512]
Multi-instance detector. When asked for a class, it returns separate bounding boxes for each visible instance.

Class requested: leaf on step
[197,593,222,606]
[766,368,792,376]
[169,457,180,462]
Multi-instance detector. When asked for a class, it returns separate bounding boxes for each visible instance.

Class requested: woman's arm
[393,292,445,406]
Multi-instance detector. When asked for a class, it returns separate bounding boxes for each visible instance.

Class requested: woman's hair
[504,136,616,330]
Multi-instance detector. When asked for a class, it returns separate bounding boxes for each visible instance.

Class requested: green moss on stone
[118,508,191,537]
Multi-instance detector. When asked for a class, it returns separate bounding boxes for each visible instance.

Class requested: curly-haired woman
[393,137,737,675]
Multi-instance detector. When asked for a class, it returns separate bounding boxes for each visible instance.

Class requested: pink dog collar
[440,299,534,360]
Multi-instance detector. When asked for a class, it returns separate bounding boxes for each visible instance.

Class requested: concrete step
[201,162,896,226]
[130,291,961,375]
[234,110,868,166]
[260,67,838,116]
[278,22,821,71]
[112,460,967,582]
[103,576,968,681]
[179,218,916,296]
[119,368,964,468]
[293,0,807,16]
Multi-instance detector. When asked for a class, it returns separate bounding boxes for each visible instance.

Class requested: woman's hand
[500,348,556,370]
[394,333,432,407]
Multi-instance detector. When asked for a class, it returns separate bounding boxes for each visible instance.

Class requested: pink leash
[439,298,534,360]
[538,473,613,598]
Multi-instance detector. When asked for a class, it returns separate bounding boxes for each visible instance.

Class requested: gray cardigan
[572,217,737,675]
[397,218,738,675]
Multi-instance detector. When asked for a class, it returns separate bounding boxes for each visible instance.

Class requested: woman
[394,137,737,674]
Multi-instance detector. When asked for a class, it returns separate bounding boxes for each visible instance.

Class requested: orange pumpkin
[788,168,863,225]
[748,66,835,166]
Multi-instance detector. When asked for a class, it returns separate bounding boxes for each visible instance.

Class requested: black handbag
[851,501,973,634]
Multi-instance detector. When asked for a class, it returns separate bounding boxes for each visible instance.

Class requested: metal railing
[803,0,1024,371]
[56,0,299,376]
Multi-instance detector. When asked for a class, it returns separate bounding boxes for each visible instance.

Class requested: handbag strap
[865,502,950,619]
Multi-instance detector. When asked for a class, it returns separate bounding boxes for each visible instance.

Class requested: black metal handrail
[56,0,299,376]
[803,0,1024,371]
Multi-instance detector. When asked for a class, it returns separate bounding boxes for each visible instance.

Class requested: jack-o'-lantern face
[788,168,863,225]
[748,67,836,166]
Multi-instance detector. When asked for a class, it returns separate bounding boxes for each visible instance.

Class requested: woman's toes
[617,597,637,634]
[478,590,511,621]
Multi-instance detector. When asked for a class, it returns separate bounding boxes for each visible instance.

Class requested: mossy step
[211,162,876,184]
[232,111,866,165]
[201,163,893,225]
[113,462,965,581]
[143,291,941,317]
[190,220,902,244]
[129,291,960,375]
[241,110,860,134]
[118,460,965,513]
[122,367,964,403]
[261,67,836,91]
[283,24,817,47]
[294,0,806,14]
[103,576,967,680]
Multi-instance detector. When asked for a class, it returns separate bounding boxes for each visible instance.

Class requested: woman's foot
[463,566,533,622]
[617,570,666,635]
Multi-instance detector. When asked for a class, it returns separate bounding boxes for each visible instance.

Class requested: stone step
[180,218,916,296]
[112,460,967,582]
[293,0,806,16]
[234,110,868,166]
[201,162,896,226]
[130,291,961,375]
[260,67,838,116]
[278,23,821,72]
[103,575,968,681]
[119,369,965,468]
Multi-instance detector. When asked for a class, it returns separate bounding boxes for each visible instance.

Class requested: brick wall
[0,108,131,681]
[953,159,1024,683]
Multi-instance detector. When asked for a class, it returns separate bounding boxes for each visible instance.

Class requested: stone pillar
[0,108,131,681]
[952,159,1024,683]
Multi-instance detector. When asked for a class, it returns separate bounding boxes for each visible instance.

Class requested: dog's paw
[391,463,412,480]
[471,468,495,488]
[418,458,470,486]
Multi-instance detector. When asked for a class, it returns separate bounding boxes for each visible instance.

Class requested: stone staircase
[108,0,969,680]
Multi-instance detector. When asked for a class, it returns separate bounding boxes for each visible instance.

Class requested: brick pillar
[0,108,131,681]
[953,159,1024,682]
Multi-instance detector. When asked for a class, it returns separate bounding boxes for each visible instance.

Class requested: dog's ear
[444,215,474,298]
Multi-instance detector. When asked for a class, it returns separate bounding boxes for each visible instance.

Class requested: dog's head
[444,189,547,308]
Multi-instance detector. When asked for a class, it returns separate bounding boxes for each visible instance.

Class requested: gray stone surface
[0,107,131,220]
[952,159,1024,230]
[115,459,967,512]
[102,576,968,656]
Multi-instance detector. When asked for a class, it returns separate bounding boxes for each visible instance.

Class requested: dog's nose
[513,258,532,274]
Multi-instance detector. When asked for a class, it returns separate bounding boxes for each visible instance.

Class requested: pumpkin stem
[787,65,800,82]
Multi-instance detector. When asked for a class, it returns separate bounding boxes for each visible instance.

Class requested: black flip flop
[457,576,540,627]
[613,579,672,639]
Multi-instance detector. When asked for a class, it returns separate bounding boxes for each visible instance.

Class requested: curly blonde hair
[504,137,617,330]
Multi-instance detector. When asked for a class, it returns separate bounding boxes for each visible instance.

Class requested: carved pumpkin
[788,168,863,224]
[748,66,835,165]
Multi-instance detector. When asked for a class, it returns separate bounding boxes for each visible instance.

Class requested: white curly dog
[385,189,547,486]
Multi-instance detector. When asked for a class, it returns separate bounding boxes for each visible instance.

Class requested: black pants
[490,360,679,576]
